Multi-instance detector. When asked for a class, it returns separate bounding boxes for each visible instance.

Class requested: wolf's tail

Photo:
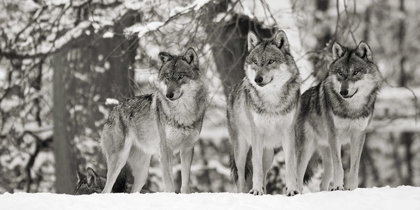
[303,152,320,184]
[229,149,253,183]
[229,149,320,184]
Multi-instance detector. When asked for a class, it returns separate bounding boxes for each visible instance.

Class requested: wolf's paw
[249,187,265,196]
[330,186,344,191]
[285,187,299,196]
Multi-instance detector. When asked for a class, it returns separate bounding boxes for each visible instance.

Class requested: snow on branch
[105,98,120,105]
[170,0,212,16]
[123,0,212,39]
[124,22,165,39]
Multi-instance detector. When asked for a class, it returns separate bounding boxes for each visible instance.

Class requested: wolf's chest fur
[127,92,204,154]
[235,81,298,147]
[332,114,370,131]
[157,92,205,148]
[159,93,201,128]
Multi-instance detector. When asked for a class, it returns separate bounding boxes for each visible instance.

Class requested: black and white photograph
[0,0,419,209]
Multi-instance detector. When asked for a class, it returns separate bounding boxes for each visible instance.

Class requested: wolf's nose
[254,76,263,84]
[340,90,348,96]
[166,92,174,99]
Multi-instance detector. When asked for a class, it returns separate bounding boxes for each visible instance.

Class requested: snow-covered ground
[1,186,420,210]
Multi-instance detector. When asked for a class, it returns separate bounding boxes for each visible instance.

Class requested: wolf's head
[75,167,105,195]
[157,48,204,101]
[327,41,381,100]
[245,30,299,89]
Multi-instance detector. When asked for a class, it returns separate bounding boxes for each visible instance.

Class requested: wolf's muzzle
[254,76,272,87]
[341,89,358,99]
[166,92,183,101]
[340,89,348,96]
[255,76,264,84]
[166,92,174,99]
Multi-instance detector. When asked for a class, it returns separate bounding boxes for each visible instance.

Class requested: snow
[105,98,119,105]
[169,0,212,16]
[1,186,420,210]
[124,22,165,38]
[102,31,114,38]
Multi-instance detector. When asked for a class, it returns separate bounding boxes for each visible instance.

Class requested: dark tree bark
[53,49,79,194]
[401,132,414,185]
[398,0,407,86]
[312,0,332,81]
[397,0,414,186]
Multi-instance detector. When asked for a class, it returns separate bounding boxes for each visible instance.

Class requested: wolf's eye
[337,72,344,77]
[353,71,359,76]
[178,75,184,80]
[268,60,275,64]
[252,60,258,65]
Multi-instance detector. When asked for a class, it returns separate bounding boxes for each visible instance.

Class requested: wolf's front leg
[346,131,366,190]
[283,130,299,196]
[250,130,264,195]
[160,144,175,192]
[328,131,344,191]
[180,144,195,194]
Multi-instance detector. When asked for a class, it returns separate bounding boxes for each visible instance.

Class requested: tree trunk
[52,50,78,194]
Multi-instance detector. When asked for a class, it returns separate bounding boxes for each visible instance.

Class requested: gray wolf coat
[295,41,381,192]
[101,47,208,194]
[227,30,301,196]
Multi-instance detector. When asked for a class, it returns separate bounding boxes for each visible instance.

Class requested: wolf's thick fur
[75,166,153,194]
[227,30,301,196]
[101,47,208,194]
[295,42,381,192]
[75,166,130,194]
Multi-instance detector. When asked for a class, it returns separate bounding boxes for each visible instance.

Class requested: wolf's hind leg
[296,135,315,193]
[102,136,131,193]
[180,145,194,194]
[128,148,152,193]
[346,131,365,190]
[319,146,332,191]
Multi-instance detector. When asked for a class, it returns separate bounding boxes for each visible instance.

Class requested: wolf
[75,166,155,194]
[75,166,131,194]
[295,41,381,192]
[100,47,208,194]
[227,30,302,196]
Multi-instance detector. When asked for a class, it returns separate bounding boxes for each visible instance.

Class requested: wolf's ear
[273,30,290,52]
[183,47,199,66]
[355,41,373,61]
[86,167,99,188]
[332,42,345,60]
[158,52,172,63]
[77,171,85,181]
[247,31,260,51]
